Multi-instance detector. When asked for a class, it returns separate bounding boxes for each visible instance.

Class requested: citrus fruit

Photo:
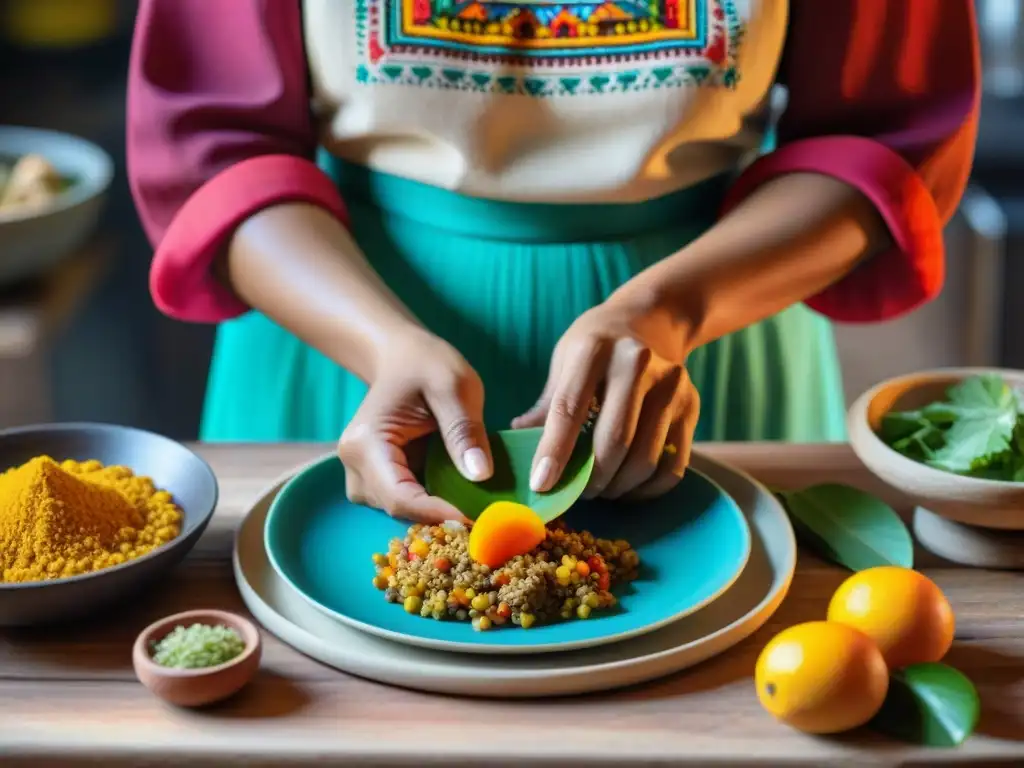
[755,621,889,734]
[827,566,955,669]
[468,501,546,568]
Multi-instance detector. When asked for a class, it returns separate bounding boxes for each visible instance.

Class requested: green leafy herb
[881,373,1024,479]
[776,484,913,571]
[871,663,980,747]
[424,427,595,522]
[151,623,246,669]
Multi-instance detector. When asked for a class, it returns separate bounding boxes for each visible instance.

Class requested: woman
[128,0,978,523]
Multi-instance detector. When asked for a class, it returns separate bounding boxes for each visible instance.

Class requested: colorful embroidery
[355,1,744,96]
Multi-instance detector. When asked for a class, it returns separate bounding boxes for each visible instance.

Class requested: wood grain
[0,443,1022,767]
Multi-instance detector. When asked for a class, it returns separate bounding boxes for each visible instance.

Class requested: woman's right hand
[337,329,493,524]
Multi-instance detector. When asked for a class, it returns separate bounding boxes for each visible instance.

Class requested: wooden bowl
[133,609,261,707]
[848,367,1024,531]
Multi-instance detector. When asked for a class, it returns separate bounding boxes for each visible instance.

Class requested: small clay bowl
[848,367,1024,531]
[133,609,262,707]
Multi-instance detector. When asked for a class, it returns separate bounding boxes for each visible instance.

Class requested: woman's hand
[513,292,699,501]
[338,329,493,524]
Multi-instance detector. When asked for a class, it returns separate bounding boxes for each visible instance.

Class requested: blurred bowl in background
[0,126,113,288]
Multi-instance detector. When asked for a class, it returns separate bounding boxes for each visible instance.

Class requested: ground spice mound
[0,456,183,583]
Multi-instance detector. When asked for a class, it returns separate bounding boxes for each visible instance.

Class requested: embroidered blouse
[127,0,979,325]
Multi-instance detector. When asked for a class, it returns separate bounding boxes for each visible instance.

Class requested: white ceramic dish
[0,126,113,286]
[233,452,796,698]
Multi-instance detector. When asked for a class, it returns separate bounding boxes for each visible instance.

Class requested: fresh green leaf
[886,419,944,462]
[879,411,932,444]
[919,401,963,426]
[871,663,980,747]
[776,484,913,571]
[948,374,1017,411]
[424,427,595,522]
[926,375,1017,472]
[881,373,1024,479]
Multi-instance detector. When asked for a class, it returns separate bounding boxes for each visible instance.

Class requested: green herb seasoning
[879,373,1024,480]
[151,623,246,669]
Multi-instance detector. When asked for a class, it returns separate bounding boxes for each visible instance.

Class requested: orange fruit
[468,501,547,568]
[755,621,889,734]
[827,566,955,669]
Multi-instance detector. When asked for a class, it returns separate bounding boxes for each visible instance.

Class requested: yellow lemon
[755,621,889,734]
[827,566,955,669]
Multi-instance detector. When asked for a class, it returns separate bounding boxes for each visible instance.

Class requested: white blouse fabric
[303,0,786,202]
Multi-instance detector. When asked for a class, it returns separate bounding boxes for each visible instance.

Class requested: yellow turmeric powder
[0,456,182,583]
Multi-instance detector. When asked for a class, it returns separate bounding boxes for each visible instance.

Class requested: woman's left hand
[512,291,699,501]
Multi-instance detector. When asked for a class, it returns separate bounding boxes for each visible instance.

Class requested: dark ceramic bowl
[0,423,218,626]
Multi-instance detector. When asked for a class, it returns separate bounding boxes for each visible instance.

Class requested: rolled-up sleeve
[722,0,980,323]
[127,0,348,322]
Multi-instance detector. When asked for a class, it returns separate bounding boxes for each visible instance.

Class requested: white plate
[233,452,796,698]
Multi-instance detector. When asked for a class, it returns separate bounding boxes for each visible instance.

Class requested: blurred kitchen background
[0,0,1020,439]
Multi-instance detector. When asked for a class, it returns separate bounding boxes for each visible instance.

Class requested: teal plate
[265,456,751,655]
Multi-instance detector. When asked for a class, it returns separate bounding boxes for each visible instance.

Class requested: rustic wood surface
[0,443,1021,767]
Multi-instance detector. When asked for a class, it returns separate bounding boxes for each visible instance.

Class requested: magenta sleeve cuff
[721,136,945,324]
[149,155,349,323]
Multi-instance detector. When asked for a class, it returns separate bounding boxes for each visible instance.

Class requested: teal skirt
[201,156,846,443]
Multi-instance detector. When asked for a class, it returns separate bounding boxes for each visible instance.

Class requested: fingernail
[530,457,556,492]
[463,448,491,481]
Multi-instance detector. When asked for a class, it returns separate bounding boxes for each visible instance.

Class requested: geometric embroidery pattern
[355,1,744,96]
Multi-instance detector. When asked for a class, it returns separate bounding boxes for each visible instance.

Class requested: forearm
[222,203,420,383]
[619,173,890,353]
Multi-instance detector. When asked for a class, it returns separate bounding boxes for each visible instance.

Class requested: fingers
[424,368,493,483]
[624,394,699,501]
[340,438,469,525]
[336,344,490,524]
[584,343,652,499]
[529,340,609,493]
[601,370,680,499]
[389,481,470,525]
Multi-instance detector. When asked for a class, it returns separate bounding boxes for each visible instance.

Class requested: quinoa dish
[372,521,640,631]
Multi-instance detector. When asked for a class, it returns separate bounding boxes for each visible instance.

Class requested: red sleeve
[722,0,980,323]
[127,0,348,323]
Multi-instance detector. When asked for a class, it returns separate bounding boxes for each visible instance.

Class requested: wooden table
[0,443,1021,767]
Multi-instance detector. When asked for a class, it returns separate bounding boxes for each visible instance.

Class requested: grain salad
[372,520,640,630]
